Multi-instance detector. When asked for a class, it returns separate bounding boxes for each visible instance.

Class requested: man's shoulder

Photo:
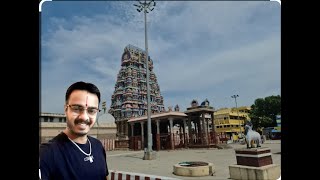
[40,133,67,154]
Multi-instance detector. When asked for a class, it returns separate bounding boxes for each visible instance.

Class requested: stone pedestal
[143,151,157,160]
[235,148,273,167]
[156,134,160,151]
[229,148,280,180]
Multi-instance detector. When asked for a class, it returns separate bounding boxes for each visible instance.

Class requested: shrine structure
[128,99,218,151]
[108,44,165,141]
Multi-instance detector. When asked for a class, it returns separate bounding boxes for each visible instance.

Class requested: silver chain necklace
[68,137,94,163]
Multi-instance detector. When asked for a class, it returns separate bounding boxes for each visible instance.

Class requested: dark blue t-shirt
[40,132,109,180]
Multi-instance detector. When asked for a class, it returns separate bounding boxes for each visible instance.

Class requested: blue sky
[40,0,281,115]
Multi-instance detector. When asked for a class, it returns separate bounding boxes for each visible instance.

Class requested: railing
[115,139,130,149]
[109,170,180,180]
[130,136,142,150]
[100,139,115,151]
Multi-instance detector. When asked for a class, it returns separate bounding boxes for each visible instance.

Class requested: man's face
[65,90,99,137]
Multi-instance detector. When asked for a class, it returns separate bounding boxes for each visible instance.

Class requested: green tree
[249,95,281,130]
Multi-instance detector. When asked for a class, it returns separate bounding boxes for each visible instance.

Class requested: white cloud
[41,1,280,113]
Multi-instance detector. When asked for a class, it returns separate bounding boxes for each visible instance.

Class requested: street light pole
[97,101,106,139]
[231,95,241,137]
[134,0,156,160]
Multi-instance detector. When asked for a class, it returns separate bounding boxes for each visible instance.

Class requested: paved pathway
[106,140,281,180]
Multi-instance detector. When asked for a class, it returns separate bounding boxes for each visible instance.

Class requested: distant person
[39,81,109,180]
[192,133,197,144]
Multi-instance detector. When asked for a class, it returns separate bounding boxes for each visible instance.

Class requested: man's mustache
[74,118,91,125]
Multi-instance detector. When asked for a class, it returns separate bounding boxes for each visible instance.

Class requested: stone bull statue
[244,124,262,149]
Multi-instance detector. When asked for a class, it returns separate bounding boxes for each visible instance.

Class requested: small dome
[97,113,116,124]
[201,98,210,106]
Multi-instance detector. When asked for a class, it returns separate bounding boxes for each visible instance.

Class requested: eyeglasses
[67,104,100,117]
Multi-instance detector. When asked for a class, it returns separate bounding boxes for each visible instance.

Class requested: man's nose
[78,109,90,120]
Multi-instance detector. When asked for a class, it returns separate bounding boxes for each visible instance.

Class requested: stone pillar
[202,113,208,145]
[156,120,160,151]
[207,118,211,144]
[140,121,144,149]
[123,121,126,136]
[118,121,121,135]
[187,116,192,145]
[179,124,183,146]
[116,121,120,136]
[183,119,187,148]
[130,123,134,149]
[169,118,174,150]
[131,123,134,136]
[120,121,123,135]
[196,118,201,144]
[125,121,128,137]
[211,112,217,144]
[121,121,124,136]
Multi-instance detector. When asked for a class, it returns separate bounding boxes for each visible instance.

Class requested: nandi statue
[244,124,262,149]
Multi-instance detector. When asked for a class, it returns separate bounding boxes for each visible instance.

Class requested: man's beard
[72,130,87,137]
[74,131,87,136]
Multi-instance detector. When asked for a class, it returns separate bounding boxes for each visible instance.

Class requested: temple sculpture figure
[244,123,262,149]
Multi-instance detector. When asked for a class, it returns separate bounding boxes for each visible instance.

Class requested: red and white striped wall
[101,139,115,151]
[109,170,181,180]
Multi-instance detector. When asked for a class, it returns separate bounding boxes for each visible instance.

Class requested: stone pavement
[106,140,281,180]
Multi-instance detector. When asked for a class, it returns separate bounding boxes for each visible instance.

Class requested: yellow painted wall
[214,106,251,135]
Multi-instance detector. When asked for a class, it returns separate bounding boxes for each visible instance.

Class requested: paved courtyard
[106,140,281,180]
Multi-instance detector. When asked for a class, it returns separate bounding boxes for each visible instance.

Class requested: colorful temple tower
[109,44,165,139]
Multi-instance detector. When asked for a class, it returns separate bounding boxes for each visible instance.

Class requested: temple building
[109,44,165,139]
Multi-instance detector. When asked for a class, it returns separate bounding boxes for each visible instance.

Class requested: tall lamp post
[231,95,241,137]
[134,0,156,160]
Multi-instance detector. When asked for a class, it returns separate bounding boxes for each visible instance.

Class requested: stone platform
[235,147,273,167]
[229,147,280,180]
[229,164,280,180]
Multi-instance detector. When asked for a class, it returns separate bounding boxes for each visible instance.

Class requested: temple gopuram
[109,44,165,140]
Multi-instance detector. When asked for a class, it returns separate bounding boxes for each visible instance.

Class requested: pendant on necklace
[84,155,94,163]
